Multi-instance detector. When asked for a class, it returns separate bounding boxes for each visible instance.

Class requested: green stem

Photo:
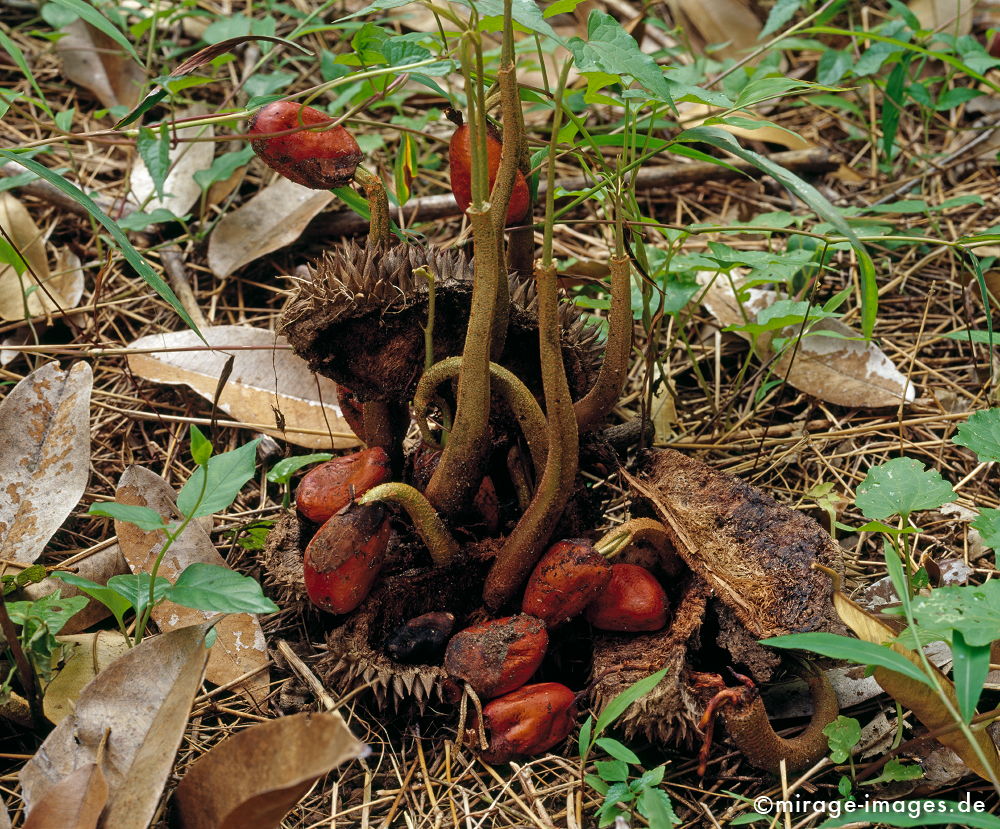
[353,165,390,246]
[359,483,459,566]
[413,356,547,480]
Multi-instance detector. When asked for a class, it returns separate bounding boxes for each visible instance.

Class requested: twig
[276,638,338,712]
[160,246,209,330]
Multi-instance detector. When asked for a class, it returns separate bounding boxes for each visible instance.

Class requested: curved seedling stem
[413,356,547,480]
[594,517,673,559]
[359,482,459,566]
[353,165,390,246]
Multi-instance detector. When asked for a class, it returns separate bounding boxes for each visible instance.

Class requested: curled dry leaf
[55,19,145,111]
[666,0,761,60]
[698,272,915,408]
[207,176,334,277]
[20,622,213,829]
[21,544,130,634]
[830,585,1000,782]
[22,761,108,829]
[130,106,215,220]
[114,465,270,704]
[0,361,92,564]
[173,711,368,829]
[0,194,85,322]
[126,325,358,449]
[43,631,132,725]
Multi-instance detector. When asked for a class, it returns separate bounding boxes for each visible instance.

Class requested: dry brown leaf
[126,325,358,449]
[832,589,1000,782]
[22,762,108,829]
[130,106,215,220]
[207,176,334,277]
[678,107,813,151]
[173,711,368,829]
[698,272,915,408]
[55,19,145,110]
[0,361,92,563]
[115,465,270,703]
[667,0,761,59]
[20,622,212,829]
[908,0,973,39]
[0,795,9,829]
[44,631,132,725]
[21,544,130,634]
[1,327,30,366]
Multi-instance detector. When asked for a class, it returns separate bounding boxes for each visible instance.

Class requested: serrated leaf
[88,502,167,531]
[971,508,1000,551]
[176,438,260,518]
[952,408,1000,463]
[855,457,955,520]
[637,787,680,826]
[166,563,278,615]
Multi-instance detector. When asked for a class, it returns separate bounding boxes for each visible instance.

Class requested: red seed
[303,502,390,614]
[585,563,668,632]
[444,614,547,698]
[522,539,612,628]
[448,120,529,224]
[482,682,577,763]
[295,447,390,524]
[249,101,362,189]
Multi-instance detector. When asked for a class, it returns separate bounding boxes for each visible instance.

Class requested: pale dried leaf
[0,361,92,563]
[668,0,761,59]
[1,327,29,366]
[833,589,1000,782]
[909,0,973,39]
[22,762,108,829]
[55,19,145,110]
[52,249,86,310]
[698,272,914,408]
[126,325,358,449]
[44,631,132,725]
[0,193,49,321]
[173,711,368,829]
[130,106,215,219]
[21,544,130,634]
[20,623,212,829]
[679,106,813,150]
[0,794,9,829]
[115,465,270,703]
[207,177,334,277]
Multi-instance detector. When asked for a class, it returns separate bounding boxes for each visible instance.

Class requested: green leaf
[584,773,609,795]
[822,715,861,763]
[636,765,665,789]
[594,759,629,782]
[0,152,202,336]
[859,758,923,786]
[190,424,213,466]
[117,208,188,231]
[578,715,593,758]
[166,563,278,614]
[761,0,803,37]
[106,573,171,619]
[53,571,133,629]
[192,146,255,192]
[674,126,878,337]
[594,737,641,765]
[855,457,955,520]
[88,502,168,531]
[457,0,563,44]
[637,788,680,827]
[906,581,1000,647]
[567,11,671,102]
[50,0,141,62]
[544,0,586,17]
[593,668,668,740]
[972,508,1000,551]
[763,632,936,689]
[136,125,170,201]
[267,453,333,484]
[176,438,261,517]
[952,408,1000,463]
[819,804,1000,827]
[952,630,990,724]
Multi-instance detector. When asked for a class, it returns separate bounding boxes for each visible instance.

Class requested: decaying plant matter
[261,0,842,774]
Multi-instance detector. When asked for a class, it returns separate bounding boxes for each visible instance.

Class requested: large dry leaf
[55,19,145,110]
[115,465,270,703]
[699,273,915,408]
[173,711,368,829]
[126,325,358,449]
[909,0,973,39]
[22,762,108,829]
[21,544,130,634]
[0,361,92,563]
[20,622,212,829]
[832,588,1000,782]
[207,177,334,277]
[667,0,761,59]
[679,106,814,151]
[130,106,215,220]
[44,631,132,725]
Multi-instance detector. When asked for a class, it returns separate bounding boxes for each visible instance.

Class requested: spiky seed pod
[279,241,603,404]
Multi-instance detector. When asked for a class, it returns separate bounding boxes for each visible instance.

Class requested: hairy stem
[353,165,389,246]
[574,255,633,432]
[359,483,459,566]
[594,517,673,559]
[413,356,547,479]
[359,400,407,475]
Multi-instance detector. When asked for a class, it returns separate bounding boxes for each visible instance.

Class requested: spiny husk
[279,241,602,403]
